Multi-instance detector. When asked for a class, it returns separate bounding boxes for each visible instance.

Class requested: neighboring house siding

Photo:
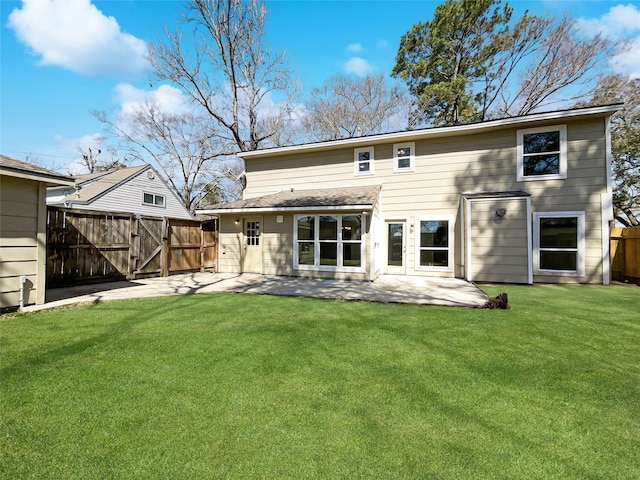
[0,177,46,308]
[242,117,608,283]
[76,172,192,219]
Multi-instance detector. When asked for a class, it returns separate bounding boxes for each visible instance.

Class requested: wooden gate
[47,207,218,287]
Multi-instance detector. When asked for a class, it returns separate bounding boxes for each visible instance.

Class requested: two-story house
[197,104,620,285]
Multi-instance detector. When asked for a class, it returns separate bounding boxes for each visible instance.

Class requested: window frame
[393,142,415,173]
[142,192,166,208]
[354,146,374,176]
[516,124,567,181]
[533,211,585,276]
[414,215,455,272]
[294,214,366,273]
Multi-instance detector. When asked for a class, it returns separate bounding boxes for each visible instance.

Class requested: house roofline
[239,104,622,159]
[197,204,375,215]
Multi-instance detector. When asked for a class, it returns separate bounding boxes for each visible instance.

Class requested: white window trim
[142,192,166,208]
[393,142,415,173]
[516,124,567,181]
[414,214,455,272]
[354,146,374,176]
[533,211,585,277]
[293,214,366,273]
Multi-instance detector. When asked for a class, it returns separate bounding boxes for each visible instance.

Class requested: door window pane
[388,223,403,266]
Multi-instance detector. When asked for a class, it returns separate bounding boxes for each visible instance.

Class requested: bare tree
[76,146,128,173]
[303,74,409,141]
[148,0,299,152]
[94,105,243,211]
[499,15,618,116]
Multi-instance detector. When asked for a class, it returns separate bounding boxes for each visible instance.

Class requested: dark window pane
[398,158,410,169]
[420,250,448,267]
[540,251,577,271]
[388,223,403,266]
[397,146,411,157]
[342,215,362,241]
[320,242,337,265]
[144,193,153,204]
[420,221,448,247]
[358,151,370,161]
[523,131,559,154]
[297,242,314,265]
[540,217,577,248]
[154,195,164,206]
[297,216,314,240]
[319,216,337,240]
[358,162,370,172]
[343,243,361,267]
[523,154,559,176]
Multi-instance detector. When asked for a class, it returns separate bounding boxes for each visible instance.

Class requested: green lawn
[1,284,639,479]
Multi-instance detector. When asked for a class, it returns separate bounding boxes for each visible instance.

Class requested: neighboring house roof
[199,186,381,214]
[0,155,74,186]
[238,104,622,160]
[69,165,150,204]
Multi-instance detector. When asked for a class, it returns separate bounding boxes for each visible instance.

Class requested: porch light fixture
[235,218,240,225]
[495,208,507,218]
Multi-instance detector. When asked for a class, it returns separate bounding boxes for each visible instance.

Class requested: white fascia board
[239,104,622,160]
[197,204,375,215]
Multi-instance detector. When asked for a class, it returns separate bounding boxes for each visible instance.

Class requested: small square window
[354,147,374,176]
[393,142,415,173]
[517,125,567,181]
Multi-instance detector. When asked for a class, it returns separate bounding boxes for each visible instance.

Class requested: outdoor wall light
[235,218,240,225]
[495,208,507,218]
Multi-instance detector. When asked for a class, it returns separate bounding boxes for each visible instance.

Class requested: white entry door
[242,217,262,273]
[385,220,406,275]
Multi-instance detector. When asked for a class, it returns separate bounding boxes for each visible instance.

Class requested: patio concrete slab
[24,272,489,312]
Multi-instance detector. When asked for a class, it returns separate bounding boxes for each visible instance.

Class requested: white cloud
[114,83,191,117]
[577,4,640,38]
[53,132,105,174]
[7,0,148,77]
[576,4,640,79]
[611,37,640,79]
[343,57,374,77]
[347,43,363,53]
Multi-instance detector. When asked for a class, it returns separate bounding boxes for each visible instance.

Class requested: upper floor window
[517,125,567,181]
[354,147,374,176]
[393,142,415,173]
[143,192,165,207]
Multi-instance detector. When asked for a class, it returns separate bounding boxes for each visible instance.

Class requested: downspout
[19,275,26,311]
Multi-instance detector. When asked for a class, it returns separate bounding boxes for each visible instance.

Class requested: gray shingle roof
[71,165,149,203]
[0,155,74,184]
[208,185,382,212]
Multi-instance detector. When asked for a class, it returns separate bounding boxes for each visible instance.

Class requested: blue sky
[1,0,639,173]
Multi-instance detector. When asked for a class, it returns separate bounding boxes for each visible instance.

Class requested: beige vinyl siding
[0,177,46,309]
[241,116,608,283]
[469,199,530,284]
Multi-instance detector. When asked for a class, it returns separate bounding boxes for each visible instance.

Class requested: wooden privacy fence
[47,207,218,288]
[611,226,640,284]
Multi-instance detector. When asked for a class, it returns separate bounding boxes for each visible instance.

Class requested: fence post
[161,217,170,277]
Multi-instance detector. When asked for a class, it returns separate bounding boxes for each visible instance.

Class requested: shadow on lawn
[1,296,181,381]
